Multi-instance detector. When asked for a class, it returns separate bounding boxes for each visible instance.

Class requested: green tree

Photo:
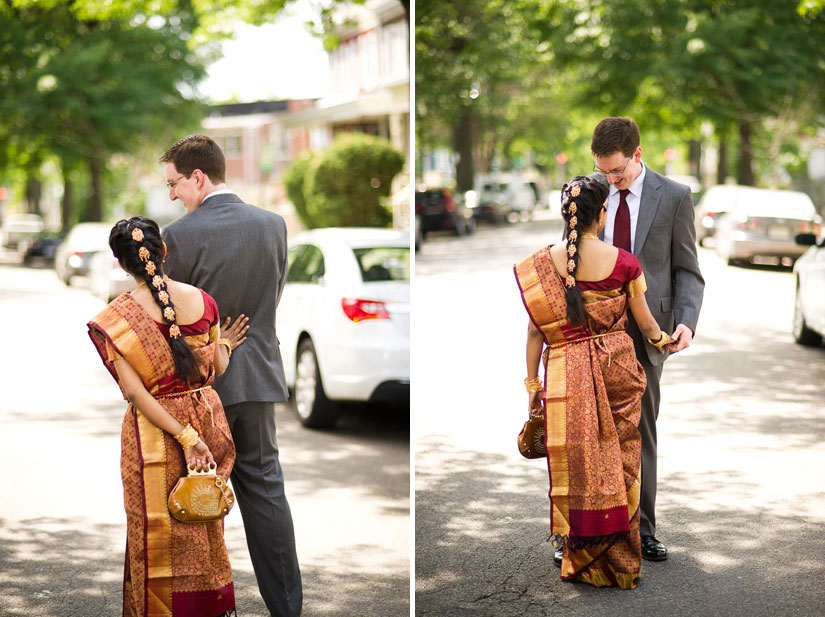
[304,133,404,228]
[543,0,825,186]
[0,3,204,225]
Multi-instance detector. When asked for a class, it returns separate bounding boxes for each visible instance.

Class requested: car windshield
[353,247,410,282]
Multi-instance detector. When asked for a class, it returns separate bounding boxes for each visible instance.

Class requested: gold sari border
[136,412,173,615]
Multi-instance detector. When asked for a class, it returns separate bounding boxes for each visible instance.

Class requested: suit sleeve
[161,224,189,284]
[274,219,288,308]
[671,187,704,334]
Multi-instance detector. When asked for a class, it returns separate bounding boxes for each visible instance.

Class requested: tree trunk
[737,121,755,186]
[453,107,474,193]
[61,175,73,233]
[88,157,103,221]
[717,140,728,185]
[25,177,42,215]
[688,140,701,179]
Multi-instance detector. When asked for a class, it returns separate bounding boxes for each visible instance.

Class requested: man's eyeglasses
[593,158,632,178]
[166,173,191,190]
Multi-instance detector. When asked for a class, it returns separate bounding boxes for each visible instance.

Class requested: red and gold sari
[88,291,237,616]
[515,246,647,589]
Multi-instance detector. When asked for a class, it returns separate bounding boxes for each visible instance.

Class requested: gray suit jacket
[162,193,289,406]
[601,168,705,366]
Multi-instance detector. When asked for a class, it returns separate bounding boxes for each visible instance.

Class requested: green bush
[304,132,404,228]
[283,150,318,229]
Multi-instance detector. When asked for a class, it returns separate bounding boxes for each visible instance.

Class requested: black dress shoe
[553,544,563,567]
[641,535,668,561]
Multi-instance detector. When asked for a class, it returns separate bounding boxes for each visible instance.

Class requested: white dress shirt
[604,162,647,253]
[201,188,235,205]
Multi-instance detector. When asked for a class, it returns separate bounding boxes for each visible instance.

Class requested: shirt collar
[200,188,234,205]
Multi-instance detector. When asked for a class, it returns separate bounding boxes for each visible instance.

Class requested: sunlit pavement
[414,219,825,616]
[0,257,409,617]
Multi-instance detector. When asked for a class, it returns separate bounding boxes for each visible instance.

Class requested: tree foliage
[416,0,825,189]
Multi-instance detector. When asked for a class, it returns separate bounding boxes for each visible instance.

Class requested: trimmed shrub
[283,150,318,229]
[304,132,404,228]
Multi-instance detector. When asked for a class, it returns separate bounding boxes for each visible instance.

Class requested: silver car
[713,186,821,266]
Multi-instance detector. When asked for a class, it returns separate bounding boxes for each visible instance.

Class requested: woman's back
[130,280,206,326]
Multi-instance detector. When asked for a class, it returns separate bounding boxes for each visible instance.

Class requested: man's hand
[665,323,693,353]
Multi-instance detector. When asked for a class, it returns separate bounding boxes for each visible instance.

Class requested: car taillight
[815,222,822,236]
[341,298,390,322]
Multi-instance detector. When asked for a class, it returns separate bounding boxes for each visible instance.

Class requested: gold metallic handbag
[168,463,235,523]
[518,410,546,459]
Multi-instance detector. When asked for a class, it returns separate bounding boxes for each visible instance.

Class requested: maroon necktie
[614,189,631,252]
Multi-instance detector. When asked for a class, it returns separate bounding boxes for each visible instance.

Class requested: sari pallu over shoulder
[515,247,644,589]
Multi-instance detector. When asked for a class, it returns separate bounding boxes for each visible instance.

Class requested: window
[216,135,242,158]
[286,245,325,283]
[353,247,409,282]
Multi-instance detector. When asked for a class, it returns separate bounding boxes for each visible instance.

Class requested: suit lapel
[635,171,662,255]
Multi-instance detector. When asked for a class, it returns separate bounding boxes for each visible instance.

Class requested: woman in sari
[87,217,249,616]
[515,175,670,589]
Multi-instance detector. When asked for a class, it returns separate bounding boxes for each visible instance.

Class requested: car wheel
[792,285,822,347]
[506,210,519,224]
[293,338,341,428]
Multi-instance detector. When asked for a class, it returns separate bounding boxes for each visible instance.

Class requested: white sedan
[279,228,410,428]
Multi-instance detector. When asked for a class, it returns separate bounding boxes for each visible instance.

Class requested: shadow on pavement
[415,439,825,617]
[0,516,410,617]
[663,329,825,447]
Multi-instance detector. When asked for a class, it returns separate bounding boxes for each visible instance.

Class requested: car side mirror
[795,233,817,247]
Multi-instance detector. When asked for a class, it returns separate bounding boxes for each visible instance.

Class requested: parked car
[89,250,136,302]
[54,222,112,285]
[546,189,563,217]
[792,232,825,346]
[475,175,539,223]
[713,186,821,266]
[1,213,44,249]
[279,228,410,428]
[694,185,733,247]
[415,187,475,236]
[21,230,64,266]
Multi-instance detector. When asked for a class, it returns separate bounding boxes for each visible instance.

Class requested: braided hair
[109,216,201,385]
[559,174,610,328]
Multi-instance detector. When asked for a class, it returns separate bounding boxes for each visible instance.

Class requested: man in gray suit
[159,135,302,616]
[591,117,704,562]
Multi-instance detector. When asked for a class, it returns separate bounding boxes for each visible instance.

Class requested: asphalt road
[0,257,410,617]
[413,218,825,616]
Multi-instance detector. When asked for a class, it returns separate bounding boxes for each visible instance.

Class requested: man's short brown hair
[590,117,641,158]
[159,134,226,184]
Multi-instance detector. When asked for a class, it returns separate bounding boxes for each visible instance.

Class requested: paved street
[0,258,409,617]
[414,219,825,616]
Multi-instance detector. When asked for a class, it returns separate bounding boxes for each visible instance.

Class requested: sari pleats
[515,247,646,589]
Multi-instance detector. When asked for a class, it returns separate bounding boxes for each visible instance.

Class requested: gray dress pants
[224,402,302,617]
[627,319,665,539]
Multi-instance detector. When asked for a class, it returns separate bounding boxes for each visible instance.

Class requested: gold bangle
[647,330,669,349]
[174,424,201,449]
[217,338,233,358]
[524,377,543,393]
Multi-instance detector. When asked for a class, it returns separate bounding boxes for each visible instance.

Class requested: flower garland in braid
[110,217,201,385]
[559,177,606,328]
